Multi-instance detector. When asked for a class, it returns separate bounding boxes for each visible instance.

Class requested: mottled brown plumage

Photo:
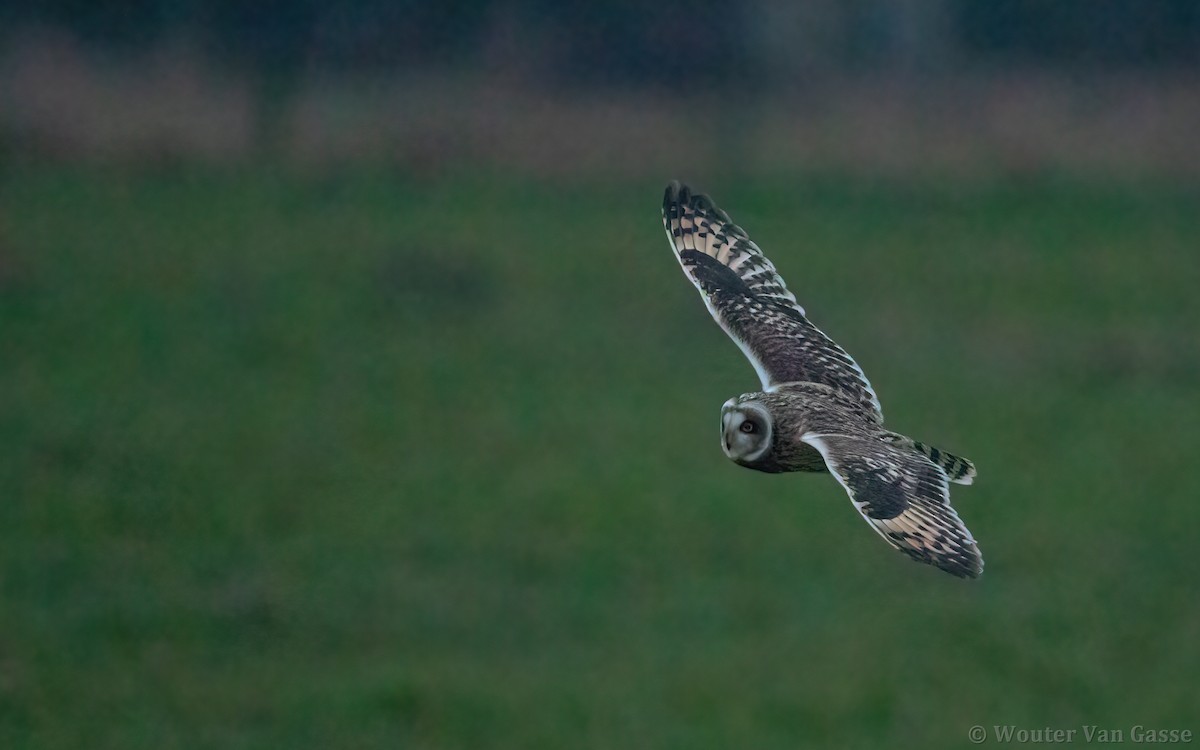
[664,181,983,578]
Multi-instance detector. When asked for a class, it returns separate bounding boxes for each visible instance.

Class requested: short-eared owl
[662,181,982,578]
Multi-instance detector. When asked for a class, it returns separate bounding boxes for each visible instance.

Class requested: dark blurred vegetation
[2,0,1200,174]
[6,0,1200,78]
[1,2,1199,748]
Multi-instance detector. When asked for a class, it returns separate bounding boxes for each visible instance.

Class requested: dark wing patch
[802,432,983,579]
[663,181,883,422]
[841,464,912,519]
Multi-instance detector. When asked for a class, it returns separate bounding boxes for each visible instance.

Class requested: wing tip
[894,538,984,579]
[946,550,985,579]
[938,535,984,578]
[958,559,985,579]
[663,180,688,210]
[664,180,719,215]
[907,541,983,579]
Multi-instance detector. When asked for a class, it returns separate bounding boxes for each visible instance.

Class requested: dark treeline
[3,0,1199,84]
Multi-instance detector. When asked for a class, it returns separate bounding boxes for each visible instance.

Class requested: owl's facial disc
[721,399,773,464]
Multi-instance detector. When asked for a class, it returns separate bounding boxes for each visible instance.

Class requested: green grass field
[3,166,1198,748]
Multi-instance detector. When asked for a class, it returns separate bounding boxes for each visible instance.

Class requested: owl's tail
[882,432,977,485]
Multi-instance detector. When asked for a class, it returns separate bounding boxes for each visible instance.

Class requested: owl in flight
[662,181,982,578]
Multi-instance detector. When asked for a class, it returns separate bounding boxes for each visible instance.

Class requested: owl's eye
[740,420,757,434]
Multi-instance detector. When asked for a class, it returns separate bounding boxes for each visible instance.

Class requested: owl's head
[720,396,775,467]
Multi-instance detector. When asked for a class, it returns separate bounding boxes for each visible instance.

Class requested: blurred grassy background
[2,164,1197,747]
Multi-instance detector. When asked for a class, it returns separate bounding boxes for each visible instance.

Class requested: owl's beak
[719,408,739,457]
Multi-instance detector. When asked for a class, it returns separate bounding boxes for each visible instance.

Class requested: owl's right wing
[801,432,983,579]
[662,181,883,423]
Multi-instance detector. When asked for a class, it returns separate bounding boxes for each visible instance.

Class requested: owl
[662,181,983,578]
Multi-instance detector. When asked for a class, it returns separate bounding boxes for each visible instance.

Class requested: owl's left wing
[662,181,883,422]
[801,432,983,578]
